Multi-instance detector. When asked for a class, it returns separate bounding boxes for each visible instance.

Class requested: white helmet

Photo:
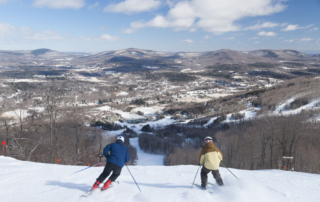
[204,136,213,143]
[117,135,124,142]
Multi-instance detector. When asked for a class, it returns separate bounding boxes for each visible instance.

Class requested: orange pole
[1,141,6,156]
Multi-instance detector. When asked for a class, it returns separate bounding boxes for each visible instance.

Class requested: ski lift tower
[282,156,294,171]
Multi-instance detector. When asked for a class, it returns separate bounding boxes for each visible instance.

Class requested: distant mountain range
[0,48,319,69]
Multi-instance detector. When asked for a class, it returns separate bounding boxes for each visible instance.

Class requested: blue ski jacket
[103,139,130,168]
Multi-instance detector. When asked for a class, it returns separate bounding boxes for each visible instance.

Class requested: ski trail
[1,156,320,202]
[130,137,164,166]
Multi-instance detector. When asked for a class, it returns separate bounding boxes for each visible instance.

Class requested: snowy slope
[1,156,320,202]
[130,137,164,166]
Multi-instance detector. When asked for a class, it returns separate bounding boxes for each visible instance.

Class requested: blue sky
[0,0,319,53]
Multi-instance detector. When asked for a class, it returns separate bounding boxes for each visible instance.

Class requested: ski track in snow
[130,137,164,166]
[204,117,218,127]
[1,156,320,202]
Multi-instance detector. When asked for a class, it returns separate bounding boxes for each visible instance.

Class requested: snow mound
[0,156,319,202]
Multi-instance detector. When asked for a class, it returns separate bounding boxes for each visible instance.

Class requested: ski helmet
[117,135,124,142]
[204,136,213,143]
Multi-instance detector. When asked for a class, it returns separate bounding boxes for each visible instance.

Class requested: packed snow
[274,98,295,113]
[102,130,126,138]
[280,99,320,116]
[95,105,145,120]
[1,107,44,119]
[132,106,163,116]
[0,156,319,202]
[96,105,112,111]
[204,117,218,127]
[273,98,320,116]
[117,91,128,96]
[130,137,164,166]
[112,110,145,120]
[116,116,176,133]
[4,79,45,83]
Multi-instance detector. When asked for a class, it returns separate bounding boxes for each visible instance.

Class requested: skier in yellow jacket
[199,136,224,189]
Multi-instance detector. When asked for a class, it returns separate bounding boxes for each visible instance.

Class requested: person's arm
[199,154,205,165]
[125,148,130,164]
[103,144,112,158]
[218,152,223,161]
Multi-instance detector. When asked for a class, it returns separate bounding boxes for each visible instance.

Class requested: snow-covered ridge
[273,97,320,116]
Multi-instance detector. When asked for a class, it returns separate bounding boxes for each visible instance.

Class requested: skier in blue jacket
[92,135,130,191]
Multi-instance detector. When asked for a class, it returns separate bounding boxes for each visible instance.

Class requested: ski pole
[191,164,201,189]
[220,161,238,180]
[73,160,107,174]
[126,164,142,193]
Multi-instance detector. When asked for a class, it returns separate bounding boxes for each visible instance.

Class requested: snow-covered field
[1,107,45,120]
[132,106,163,116]
[0,156,319,202]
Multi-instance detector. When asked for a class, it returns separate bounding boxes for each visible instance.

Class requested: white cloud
[258,31,277,36]
[281,24,314,31]
[0,0,11,4]
[104,0,161,14]
[204,35,211,39]
[0,23,33,35]
[310,27,318,31]
[244,22,279,30]
[0,23,65,41]
[254,41,260,44]
[0,22,119,45]
[33,0,85,9]
[301,38,313,42]
[100,34,119,42]
[79,36,97,41]
[88,2,99,9]
[182,39,193,43]
[249,37,259,40]
[79,35,119,42]
[0,0,16,4]
[285,39,294,42]
[281,24,299,31]
[224,37,235,40]
[125,0,287,34]
[26,31,64,40]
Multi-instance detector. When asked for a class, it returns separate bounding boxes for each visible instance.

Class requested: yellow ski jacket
[199,142,223,170]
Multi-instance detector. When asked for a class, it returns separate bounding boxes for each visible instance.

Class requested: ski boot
[216,178,224,186]
[91,181,100,191]
[101,179,112,191]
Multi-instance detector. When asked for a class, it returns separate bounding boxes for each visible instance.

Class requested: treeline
[120,133,137,165]
[139,114,320,174]
[91,121,124,130]
[138,125,219,164]
[216,115,320,173]
[145,72,197,82]
[0,89,136,166]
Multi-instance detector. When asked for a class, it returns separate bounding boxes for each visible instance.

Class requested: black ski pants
[96,162,122,183]
[201,166,224,187]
